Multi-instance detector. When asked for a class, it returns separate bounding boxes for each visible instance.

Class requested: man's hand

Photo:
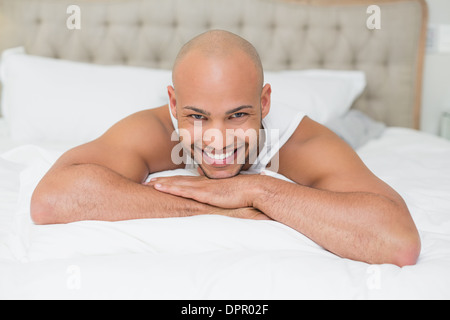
[145,174,271,220]
[145,174,263,209]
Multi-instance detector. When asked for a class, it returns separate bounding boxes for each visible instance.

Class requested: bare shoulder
[99,105,174,154]
[52,105,179,182]
[277,116,402,201]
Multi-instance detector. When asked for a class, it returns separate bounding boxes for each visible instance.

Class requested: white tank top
[168,103,305,174]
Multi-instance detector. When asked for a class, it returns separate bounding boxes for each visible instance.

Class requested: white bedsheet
[1,128,450,299]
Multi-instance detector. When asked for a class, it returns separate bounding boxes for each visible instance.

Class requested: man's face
[169,51,271,179]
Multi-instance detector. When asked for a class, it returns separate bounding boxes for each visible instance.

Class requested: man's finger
[154,183,183,196]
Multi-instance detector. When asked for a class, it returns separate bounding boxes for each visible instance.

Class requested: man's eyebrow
[183,105,254,116]
[225,105,254,115]
[183,106,211,116]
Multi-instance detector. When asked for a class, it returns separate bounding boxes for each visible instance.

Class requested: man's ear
[260,83,271,120]
[167,85,177,118]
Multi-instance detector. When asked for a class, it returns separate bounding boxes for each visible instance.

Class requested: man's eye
[190,114,206,120]
[230,112,247,119]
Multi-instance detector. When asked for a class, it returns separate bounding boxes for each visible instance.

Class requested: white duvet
[1,128,450,299]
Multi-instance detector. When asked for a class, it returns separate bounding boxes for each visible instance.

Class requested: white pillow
[264,69,366,124]
[0,48,366,144]
[0,48,172,144]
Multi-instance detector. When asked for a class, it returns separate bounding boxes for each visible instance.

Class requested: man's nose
[202,123,234,151]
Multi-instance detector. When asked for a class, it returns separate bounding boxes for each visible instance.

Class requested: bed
[2,0,450,300]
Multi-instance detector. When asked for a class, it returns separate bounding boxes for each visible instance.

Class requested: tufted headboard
[0,0,427,128]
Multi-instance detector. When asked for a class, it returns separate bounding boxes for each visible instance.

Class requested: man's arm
[255,117,421,266]
[150,118,421,266]
[31,110,267,224]
[32,161,266,224]
[151,168,420,267]
[252,176,420,267]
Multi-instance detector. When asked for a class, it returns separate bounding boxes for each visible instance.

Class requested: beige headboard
[0,0,427,128]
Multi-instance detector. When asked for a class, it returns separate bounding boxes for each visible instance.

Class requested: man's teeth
[204,150,234,160]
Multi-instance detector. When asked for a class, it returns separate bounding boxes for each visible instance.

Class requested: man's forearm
[31,164,215,224]
[252,176,419,266]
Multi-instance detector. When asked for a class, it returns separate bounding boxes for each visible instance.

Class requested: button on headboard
[0,0,427,128]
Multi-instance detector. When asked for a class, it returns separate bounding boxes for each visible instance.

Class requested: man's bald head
[172,30,264,88]
[167,30,272,179]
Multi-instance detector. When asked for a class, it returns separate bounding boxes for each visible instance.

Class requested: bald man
[31,30,420,266]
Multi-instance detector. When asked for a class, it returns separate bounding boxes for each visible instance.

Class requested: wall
[421,0,450,135]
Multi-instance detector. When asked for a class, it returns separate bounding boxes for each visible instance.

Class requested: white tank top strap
[246,102,305,174]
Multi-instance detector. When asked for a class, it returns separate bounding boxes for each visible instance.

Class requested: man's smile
[203,148,236,164]
[191,145,248,168]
